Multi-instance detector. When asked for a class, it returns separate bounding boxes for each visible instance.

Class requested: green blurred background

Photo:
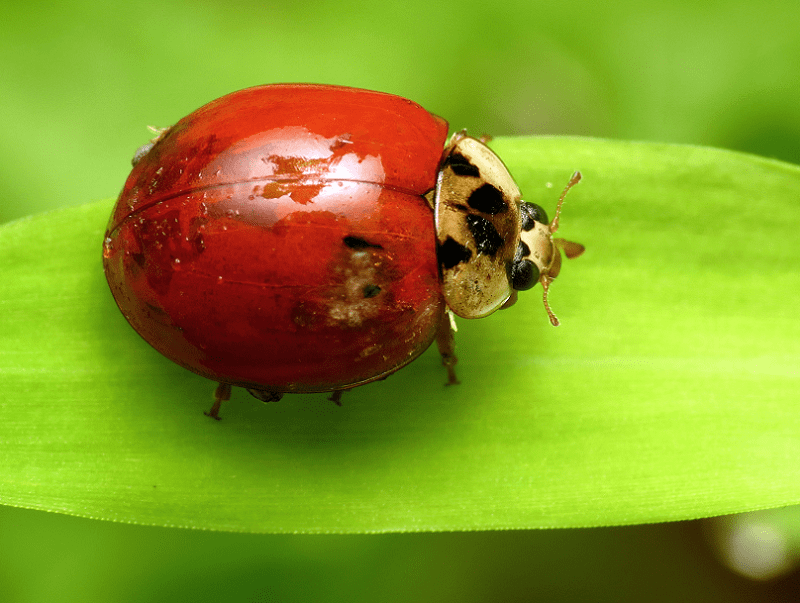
[2,0,799,600]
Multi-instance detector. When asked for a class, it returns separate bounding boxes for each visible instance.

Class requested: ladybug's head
[506,172,585,326]
[433,132,584,324]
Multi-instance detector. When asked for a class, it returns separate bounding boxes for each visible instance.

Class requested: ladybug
[102,84,584,419]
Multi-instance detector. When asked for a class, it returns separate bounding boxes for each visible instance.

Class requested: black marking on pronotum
[343,236,383,250]
[445,153,481,177]
[439,236,473,269]
[520,202,548,231]
[515,240,531,261]
[467,184,508,215]
[362,284,381,298]
[465,215,503,256]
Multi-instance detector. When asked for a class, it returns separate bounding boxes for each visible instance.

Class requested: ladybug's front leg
[435,310,459,385]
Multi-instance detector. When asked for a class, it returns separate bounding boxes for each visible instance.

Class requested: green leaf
[1,137,798,533]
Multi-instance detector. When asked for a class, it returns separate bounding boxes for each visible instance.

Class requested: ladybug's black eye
[510,259,539,291]
[520,202,548,231]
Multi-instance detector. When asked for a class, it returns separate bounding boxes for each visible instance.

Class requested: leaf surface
[1,137,798,533]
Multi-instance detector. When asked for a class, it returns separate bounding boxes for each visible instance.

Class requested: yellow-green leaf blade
[1,137,798,533]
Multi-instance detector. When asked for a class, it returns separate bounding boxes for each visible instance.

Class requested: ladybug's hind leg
[435,310,460,385]
[205,382,231,420]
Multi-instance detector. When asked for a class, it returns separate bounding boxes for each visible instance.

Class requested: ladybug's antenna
[541,276,559,326]
[549,171,582,234]
[541,171,584,327]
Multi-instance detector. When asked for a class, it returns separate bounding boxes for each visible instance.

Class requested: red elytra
[104,85,450,406]
[103,84,584,418]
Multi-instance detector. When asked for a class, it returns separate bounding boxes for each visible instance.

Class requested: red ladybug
[103,84,584,419]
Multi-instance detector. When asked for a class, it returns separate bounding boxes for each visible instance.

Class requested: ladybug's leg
[246,389,284,403]
[205,382,231,420]
[329,390,344,406]
[435,311,460,385]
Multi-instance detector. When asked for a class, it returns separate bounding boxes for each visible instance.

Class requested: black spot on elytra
[466,215,503,256]
[468,184,508,215]
[363,284,381,298]
[439,236,473,269]
[445,152,481,177]
[343,236,383,250]
[520,202,548,231]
